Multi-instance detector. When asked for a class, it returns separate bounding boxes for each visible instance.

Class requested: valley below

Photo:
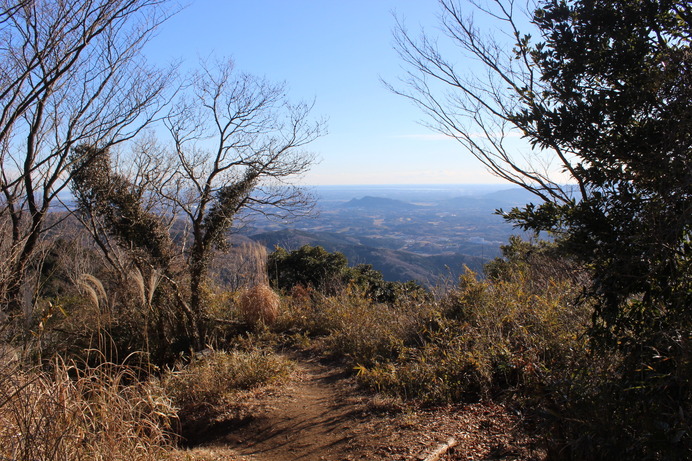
[236,184,539,284]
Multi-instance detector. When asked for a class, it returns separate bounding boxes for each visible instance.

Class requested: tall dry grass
[238,284,280,327]
[162,349,293,411]
[0,353,177,461]
[354,268,592,403]
[212,241,269,291]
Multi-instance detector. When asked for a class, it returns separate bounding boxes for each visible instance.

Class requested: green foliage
[346,264,429,304]
[510,0,692,341]
[501,2,692,456]
[71,145,173,266]
[267,245,429,305]
[200,170,259,254]
[268,245,349,293]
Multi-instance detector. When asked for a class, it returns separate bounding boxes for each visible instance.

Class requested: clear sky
[144,0,511,186]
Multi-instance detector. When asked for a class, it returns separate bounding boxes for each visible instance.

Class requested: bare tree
[389,0,585,203]
[161,59,322,347]
[72,59,324,349]
[70,142,179,354]
[0,0,177,315]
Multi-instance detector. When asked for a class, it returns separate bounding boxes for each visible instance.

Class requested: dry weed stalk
[239,241,269,287]
[215,241,270,290]
[238,284,280,327]
[129,267,163,308]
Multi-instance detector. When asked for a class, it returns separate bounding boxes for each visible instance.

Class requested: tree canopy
[395,0,691,341]
[395,1,690,455]
[510,0,691,341]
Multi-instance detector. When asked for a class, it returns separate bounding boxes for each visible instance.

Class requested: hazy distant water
[310,184,511,203]
[51,183,523,213]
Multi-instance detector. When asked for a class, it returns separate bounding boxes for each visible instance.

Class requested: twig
[418,437,458,461]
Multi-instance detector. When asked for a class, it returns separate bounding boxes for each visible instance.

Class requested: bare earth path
[181,353,544,461]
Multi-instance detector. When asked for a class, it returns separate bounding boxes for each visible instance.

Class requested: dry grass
[162,349,293,411]
[355,269,592,404]
[0,355,177,461]
[237,284,280,327]
[212,241,269,291]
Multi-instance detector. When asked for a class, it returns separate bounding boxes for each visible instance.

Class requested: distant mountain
[249,229,485,285]
[250,228,362,250]
[342,196,421,211]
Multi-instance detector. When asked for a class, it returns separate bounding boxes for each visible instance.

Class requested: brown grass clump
[162,349,293,411]
[238,284,280,327]
[161,349,293,442]
[0,357,177,461]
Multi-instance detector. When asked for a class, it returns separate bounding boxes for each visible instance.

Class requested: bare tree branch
[0,0,178,314]
[72,58,324,349]
[388,0,586,205]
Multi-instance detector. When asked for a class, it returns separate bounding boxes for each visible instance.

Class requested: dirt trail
[185,354,544,461]
[191,355,369,460]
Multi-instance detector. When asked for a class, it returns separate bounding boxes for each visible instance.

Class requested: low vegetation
[0,354,176,461]
[1,232,689,460]
[237,284,280,328]
[268,242,689,459]
[162,349,293,413]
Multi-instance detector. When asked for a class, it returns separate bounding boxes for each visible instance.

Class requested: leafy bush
[268,245,349,293]
[539,333,691,460]
[267,245,430,305]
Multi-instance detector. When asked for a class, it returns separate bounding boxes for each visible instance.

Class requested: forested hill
[237,186,537,284]
[249,229,485,284]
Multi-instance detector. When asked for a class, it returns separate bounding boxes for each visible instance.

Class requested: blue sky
[145,0,510,186]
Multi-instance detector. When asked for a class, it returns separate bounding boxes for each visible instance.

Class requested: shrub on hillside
[320,289,431,365]
[268,245,348,293]
[486,238,691,458]
[356,267,591,404]
[238,284,280,327]
[36,268,193,366]
[274,284,437,364]
[346,264,430,304]
[267,245,430,305]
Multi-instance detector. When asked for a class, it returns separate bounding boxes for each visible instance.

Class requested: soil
[177,353,545,461]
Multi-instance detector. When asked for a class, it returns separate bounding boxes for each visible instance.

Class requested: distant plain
[238,184,539,284]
